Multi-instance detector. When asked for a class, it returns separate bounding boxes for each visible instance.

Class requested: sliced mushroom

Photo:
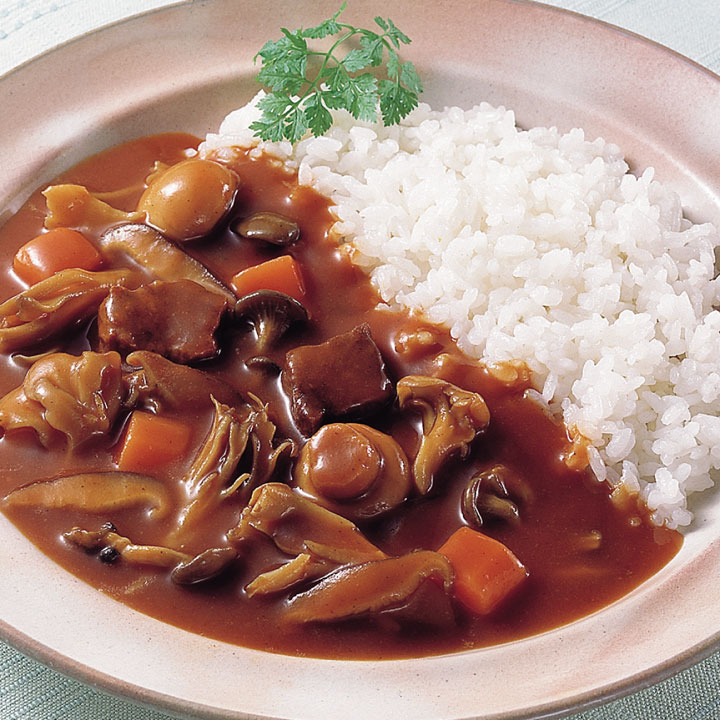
[1,472,169,519]
[294,423,412,520]
[235,290,308,357]
[0,351,123,447]
[98,223,234,303]
[0,268,140,352]
[461,465,533,529]
[397,375,490,495]
[137,158,239,242]
[231,482,386,565]
[232,212,300,247]
[284,551,453,623]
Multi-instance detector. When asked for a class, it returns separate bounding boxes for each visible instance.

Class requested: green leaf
[358,32,385,66]
[251,6,420,140]
[400,61,423,94]
[346,74,379,122]
[256,60,305,94]
[256,91,294,116]
[303,95,333,136]
[386,18,411,46]
[255,38,290,63]
[378,80,418,125]
[280,27,308,51]
[343,46,373,73]
[283,105,310,142]
[386,50,400,81]
[249,113,286,143]
[302,18,342,39]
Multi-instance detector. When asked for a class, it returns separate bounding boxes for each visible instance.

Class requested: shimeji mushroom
[461,464,534,529]
[234,290,308,360]
[397,375,490,495]
[63,524,237,584]
[232,211,300,247]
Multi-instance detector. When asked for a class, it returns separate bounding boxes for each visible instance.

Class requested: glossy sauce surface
[0,134,681,659]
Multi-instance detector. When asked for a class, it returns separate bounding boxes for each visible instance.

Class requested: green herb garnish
[250,3,422,143]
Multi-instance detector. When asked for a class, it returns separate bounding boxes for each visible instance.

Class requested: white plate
[1,1,720,718]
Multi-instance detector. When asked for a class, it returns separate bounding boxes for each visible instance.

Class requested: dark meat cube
[283,324,394,435]
[98,280,227,364]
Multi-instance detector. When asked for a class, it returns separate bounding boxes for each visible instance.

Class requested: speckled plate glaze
[1,2,720,718]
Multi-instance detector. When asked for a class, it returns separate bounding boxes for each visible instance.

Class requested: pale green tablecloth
[1,0,720,718]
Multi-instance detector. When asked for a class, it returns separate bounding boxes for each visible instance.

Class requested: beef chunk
[98,280,227,363]
[283,324,393,435]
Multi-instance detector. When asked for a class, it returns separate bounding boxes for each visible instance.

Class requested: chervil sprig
[250,4,422,143]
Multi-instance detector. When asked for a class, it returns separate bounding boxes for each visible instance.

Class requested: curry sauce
[0,133,681,659]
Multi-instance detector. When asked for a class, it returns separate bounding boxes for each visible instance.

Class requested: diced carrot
[13,227,103,285]
[116,411,192,475]
[438,526,528,615]
[230,254,305,303]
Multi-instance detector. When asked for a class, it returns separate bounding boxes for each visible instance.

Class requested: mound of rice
[201,93,720,529]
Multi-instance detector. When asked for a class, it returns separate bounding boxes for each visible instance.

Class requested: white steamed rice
[201,92,720,529]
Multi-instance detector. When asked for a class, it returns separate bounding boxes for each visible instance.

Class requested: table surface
[1,0,720,718]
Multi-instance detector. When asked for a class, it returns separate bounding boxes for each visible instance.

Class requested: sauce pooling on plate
[0,133,680,659]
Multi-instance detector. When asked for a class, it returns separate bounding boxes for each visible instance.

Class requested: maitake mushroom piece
[63,524,237,585]
[284,551,454,624]
[397,376,490,495]
[235,485,456,627]
[0,351,123,447]
[43,184,143,231]
[1,471,169,519]
[98,223,235,303]
[294,423,412,520]
[231,483,386,565]
[245,552,327,598]
[170,397,294,546]
[0,268,139,352]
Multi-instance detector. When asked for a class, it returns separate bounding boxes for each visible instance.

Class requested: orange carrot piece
[230,255,305,303]
[13,227,103,285]
[438,526,528,615]
[116,411,192,475]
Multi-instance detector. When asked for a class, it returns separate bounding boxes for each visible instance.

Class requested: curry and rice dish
[0,109,693,658]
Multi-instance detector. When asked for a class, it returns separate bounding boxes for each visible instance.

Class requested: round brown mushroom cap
[137,159,239,242]
[294,422,412,521]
